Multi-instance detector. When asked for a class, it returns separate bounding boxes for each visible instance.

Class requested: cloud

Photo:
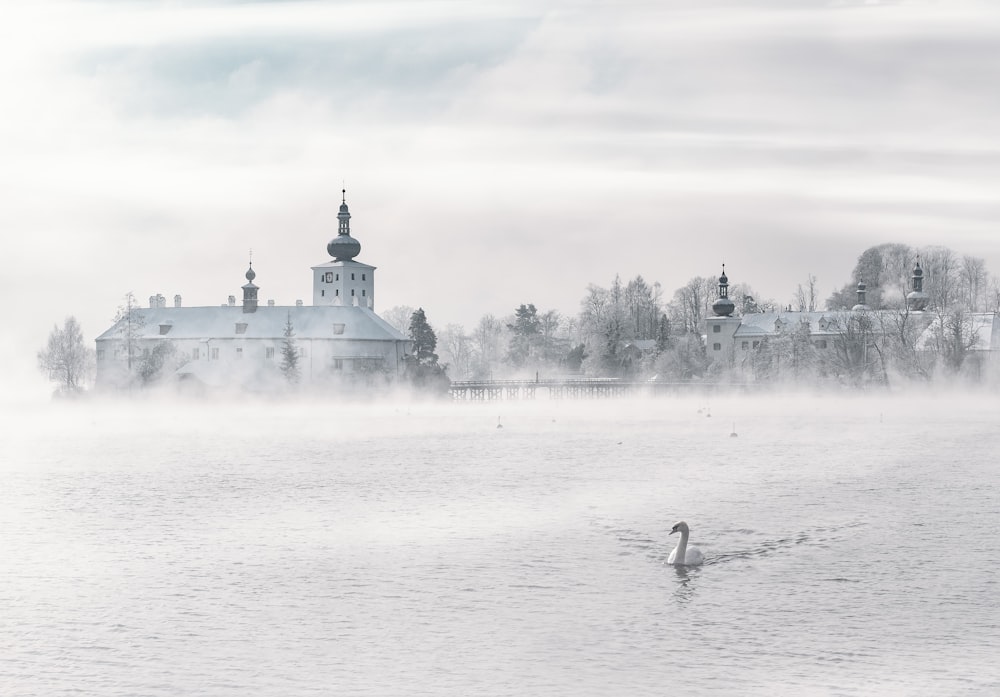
[4,0,1000,397]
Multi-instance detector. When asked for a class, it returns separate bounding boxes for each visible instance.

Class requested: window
[236,347,243,358]
[235,323,248,334]
[814,340,828,349]
[361,289,366,297]
[752,341,760,349]
[351,289,355,296]
[362,273,366,281]
[159,324,172,335]
[351,273,355,280]
[321,290,325,297]
[266,347,275,360]
[333,358,343,371]
[96,349,105,360]
[335,289,340,296]
[336,273,339,281]
[299,346,308,357]
[713,343,722,351]
[741,341,749,350]
[211,347,219,360]
[713,324,721,333]
[192,348,200,361]
[333,323,345,335]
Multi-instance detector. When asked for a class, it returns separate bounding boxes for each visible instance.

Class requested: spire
[712,264,735,317]
[328,188,361,260]
[906,257,928,311]
[242,254,259,313]
[852,279,869,311]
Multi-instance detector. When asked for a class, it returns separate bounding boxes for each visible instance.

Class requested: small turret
[851,279,869,311]
[906,259,929,312]
[327,189,362,261]
[712,264,735,317]
[242,261,259,313]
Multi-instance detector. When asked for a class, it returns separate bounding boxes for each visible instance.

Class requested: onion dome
[906,260,928,311]
[327,188,362,260]
[245,263,256,282]
[851,279,869,311]
[712,264,735,317]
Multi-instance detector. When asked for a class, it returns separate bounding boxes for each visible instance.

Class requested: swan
[667,521,704,566]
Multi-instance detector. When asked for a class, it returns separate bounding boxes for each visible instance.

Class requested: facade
[703,261,1000,381]
[95,193,411,390]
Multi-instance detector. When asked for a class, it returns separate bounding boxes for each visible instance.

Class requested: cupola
[711,264,735,317]
[327,189,362,261]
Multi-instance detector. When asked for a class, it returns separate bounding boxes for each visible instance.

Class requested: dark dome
[719,272,728,284]
[245,265,256,282]
[328,235,361,260]
[712,297,735,317]
[913,265,923,277]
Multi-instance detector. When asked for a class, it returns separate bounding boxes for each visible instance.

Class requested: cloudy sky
[5,0,1000,393]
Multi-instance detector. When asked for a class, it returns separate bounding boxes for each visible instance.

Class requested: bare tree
[381,305,416,336]
[439,324,473,380]
[113,291,145,382]
[471,314,504,379]
[38,316,94,392]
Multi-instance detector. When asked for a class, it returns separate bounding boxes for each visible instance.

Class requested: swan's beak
[669,528,677,535]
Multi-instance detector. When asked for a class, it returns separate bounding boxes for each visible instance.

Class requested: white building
[95,192,411,391]
[703,261,1000,382]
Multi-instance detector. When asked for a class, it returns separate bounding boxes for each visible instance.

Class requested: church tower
[311,190,376,308]
[705,265,742,366]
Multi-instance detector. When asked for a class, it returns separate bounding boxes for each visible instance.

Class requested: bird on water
[667,521,704,566]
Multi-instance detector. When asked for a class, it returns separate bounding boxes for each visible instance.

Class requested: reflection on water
[2,395,1000,696]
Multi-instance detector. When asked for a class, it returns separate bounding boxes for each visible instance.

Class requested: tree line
[38,242,1000,393]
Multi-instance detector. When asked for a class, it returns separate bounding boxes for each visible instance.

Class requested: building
[95,192,411,391]
[701,261,1000,381]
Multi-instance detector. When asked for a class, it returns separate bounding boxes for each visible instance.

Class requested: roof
[95,304,407,343]
[732,311,855,338]
[916,312,1000,351]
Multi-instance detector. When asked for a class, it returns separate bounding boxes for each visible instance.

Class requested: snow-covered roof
[731,311,854,338]
[95,304,407,343]
[916,312,1000,352]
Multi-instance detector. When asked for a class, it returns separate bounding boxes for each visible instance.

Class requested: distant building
[703,261,1000,382]
[95,192,411,391]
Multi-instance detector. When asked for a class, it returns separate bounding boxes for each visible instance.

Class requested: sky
[5,0,1000,395]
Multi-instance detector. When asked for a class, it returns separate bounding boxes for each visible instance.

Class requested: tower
[906,260,929,312]
[242,261,258,313]
[705,264,741,365]
[852,280,869,311]
[312,190,376,308]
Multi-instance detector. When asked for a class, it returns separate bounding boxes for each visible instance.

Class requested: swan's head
[669,521,690,536]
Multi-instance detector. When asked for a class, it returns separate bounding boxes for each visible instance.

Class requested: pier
[448,378,744,400]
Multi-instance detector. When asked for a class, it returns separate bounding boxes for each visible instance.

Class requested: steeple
[851,279,869,311]
[906,259,929,311]
[712,264,735,317]
[241,255,259,313]
[328,188,361,260]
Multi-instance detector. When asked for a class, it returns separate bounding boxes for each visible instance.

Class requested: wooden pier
[448,379,740,400]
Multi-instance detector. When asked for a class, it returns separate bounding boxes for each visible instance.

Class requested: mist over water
[2,394,999,696]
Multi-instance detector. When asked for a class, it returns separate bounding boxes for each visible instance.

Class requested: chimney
[267,299,275,307]
[174,294,182,308]
[296,299,303,307]
[149,295,156,308]
[228,295,236,307]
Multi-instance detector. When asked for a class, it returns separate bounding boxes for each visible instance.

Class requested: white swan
[667,521,704,566]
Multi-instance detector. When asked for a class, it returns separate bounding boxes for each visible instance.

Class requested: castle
[94,192,411,391]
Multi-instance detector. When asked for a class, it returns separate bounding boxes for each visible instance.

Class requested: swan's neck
[674,530,689,564]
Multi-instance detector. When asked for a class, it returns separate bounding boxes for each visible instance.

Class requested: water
[2,394,999,696]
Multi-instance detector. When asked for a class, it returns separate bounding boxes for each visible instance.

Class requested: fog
[6,1,1000,398]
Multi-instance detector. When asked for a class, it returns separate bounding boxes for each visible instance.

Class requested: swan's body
[668,521,704,566]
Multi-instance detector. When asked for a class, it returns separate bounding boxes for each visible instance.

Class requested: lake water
[2,393,999,696]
